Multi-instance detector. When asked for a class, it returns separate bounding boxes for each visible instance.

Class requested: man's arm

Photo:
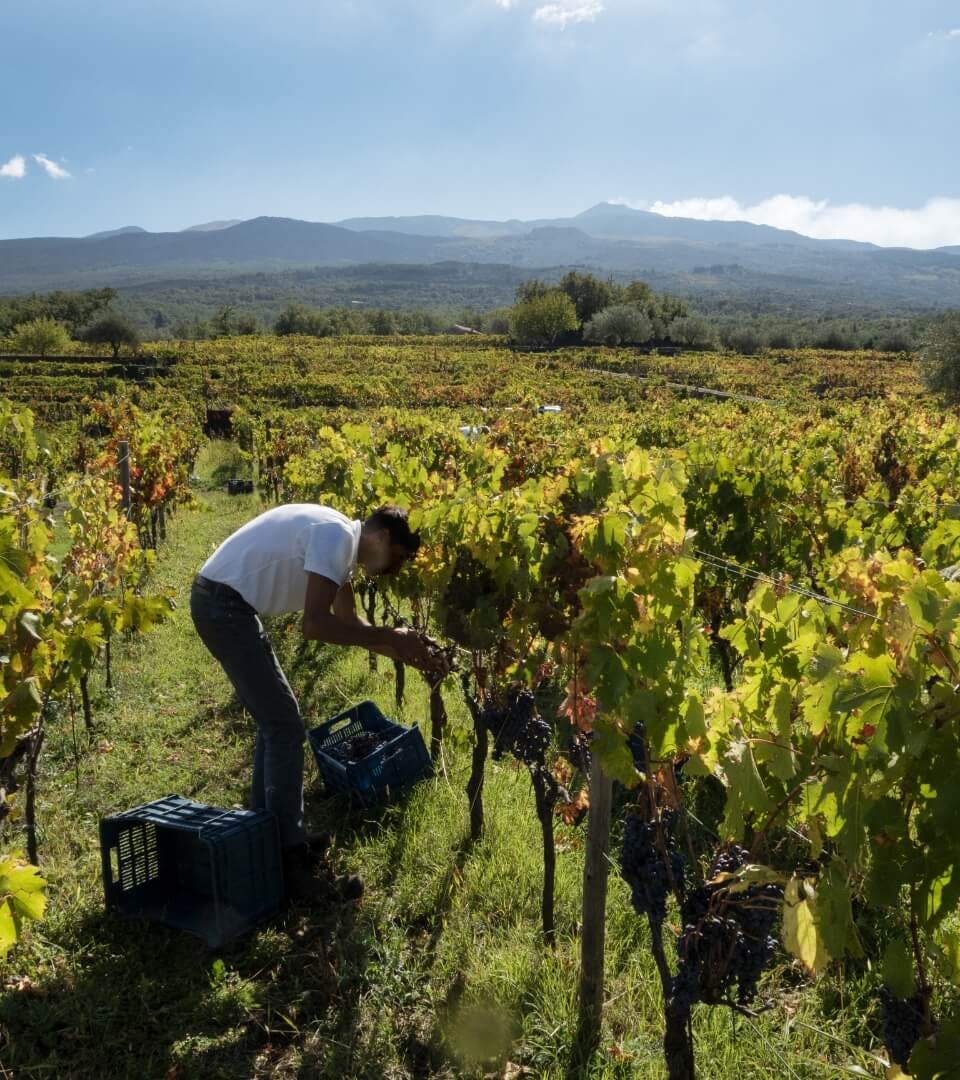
[333,581,363,625]
[303,573,389,648]
[303,573,432,667]
[331,581,397,653]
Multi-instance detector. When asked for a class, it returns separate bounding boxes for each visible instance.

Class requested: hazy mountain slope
[1,205,957,310]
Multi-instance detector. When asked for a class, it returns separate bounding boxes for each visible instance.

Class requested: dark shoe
[305,831,331,856]
[282,847,363,906]
[336,874,364,902]
[282,845,328,905]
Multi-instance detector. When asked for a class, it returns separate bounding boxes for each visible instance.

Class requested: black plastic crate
[100,795,283,949]
[308,701,432,805]
[226,478,254,495]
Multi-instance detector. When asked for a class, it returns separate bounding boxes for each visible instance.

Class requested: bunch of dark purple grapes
[619,806,685,928]
[327,732,388,764]
[565,730,593,774]
[627,720,648,773]
[481,687,551,766]
[672,845,783,1010]
[879,987,928,1071]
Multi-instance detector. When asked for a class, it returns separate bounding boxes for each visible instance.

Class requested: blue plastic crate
[99,795,283,949]
[308,700,432,805]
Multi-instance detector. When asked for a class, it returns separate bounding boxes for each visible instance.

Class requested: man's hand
[390,627,441,671]
[303,573,454,680]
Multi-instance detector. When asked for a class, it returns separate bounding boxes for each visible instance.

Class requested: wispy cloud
[0,154,26,180]
[617,194,960,249]
[532,1,604,29]
[495,0,515,8]
[33,153,71,179]
[928,27,960,38]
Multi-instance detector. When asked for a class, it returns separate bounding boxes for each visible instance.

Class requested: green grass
[0,447,889,1079]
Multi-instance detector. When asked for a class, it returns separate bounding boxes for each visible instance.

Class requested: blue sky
[2,0,958,246]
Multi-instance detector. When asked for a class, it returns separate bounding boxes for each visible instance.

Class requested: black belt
[193,574,251,607]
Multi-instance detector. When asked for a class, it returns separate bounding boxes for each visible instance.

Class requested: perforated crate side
[100,796,284,948]
[308,700,432,805]
[100,817,164,913]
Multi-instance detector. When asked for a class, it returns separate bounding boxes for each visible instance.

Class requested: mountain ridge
[2,204,958,310]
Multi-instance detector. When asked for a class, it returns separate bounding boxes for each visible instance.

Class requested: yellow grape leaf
[0,900,15,959]
[885,1066,909,1080]
[782,876,829,975]
[0,851,47,959]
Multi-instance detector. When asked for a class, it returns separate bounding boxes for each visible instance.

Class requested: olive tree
[510,293,579,346]
[667,315,716,350]
[559,271,618,325]
[10,317,70,357]
[583,304,653,346]
[921,312,960,401]
[82,314,140,357]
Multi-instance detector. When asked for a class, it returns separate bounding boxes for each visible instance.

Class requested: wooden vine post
[576,758,613,1058]
[118,439,130,513]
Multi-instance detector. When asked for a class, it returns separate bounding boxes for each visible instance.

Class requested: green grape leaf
[590,716,639,789]
[0,899,15,959]
[720,738,771,838]
[865,843,912,908]
[65,620,104,670]
[1,677,44,734]
[120,594,169,634]
[932,930,960,987]
[835,652,902,750]
[678,692,711,774]
[517,513,540,539]
[782,876,830,975]
[903,576,944,634]
[816,862,862,959]
[882,938,916,998]
[908,1012,960,1079]
[803,641,843,736]
[915,864,960,931]
[0,852,47,959]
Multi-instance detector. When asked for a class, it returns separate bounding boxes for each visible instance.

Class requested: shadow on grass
[0,897,372,1080]
[305,783,420,860]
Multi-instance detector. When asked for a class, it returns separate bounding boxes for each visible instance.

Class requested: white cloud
[928,27,960,38]
[0,154,26,179]
[533,0,604,29]
[495,0,515,7]
[628,194,960,249]
[33,153,71,179]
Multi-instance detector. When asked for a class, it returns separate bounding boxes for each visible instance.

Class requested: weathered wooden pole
[118,440,131,513]
[575,759,613,1059]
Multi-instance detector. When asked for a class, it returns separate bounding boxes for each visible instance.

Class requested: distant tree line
[165,302,506,339]
[2,286,958,397]
[504,271,936,354]
[0,288,144,358]
[0,288,118,337]
[270,304,476,338]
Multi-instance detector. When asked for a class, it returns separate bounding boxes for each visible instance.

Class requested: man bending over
[190,503,441,902]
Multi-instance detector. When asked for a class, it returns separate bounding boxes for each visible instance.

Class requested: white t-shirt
[199,504,361,615]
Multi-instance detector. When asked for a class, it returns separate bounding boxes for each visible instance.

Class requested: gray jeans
[190,575,306,849]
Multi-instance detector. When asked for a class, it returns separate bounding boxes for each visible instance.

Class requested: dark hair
[365,505,421,554]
